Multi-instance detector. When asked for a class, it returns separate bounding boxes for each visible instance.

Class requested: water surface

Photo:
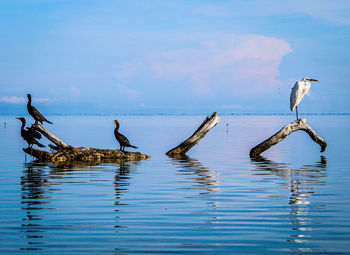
[1,115,350,254]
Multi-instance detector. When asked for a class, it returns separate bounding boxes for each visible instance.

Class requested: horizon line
[1,112,350,116]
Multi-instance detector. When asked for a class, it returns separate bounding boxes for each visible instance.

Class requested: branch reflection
[251,156,327,251]
[168,154,220,225]
[170,155,220,196]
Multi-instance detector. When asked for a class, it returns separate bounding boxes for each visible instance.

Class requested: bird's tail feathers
[130,145,138,149]
[37,142,45,148]
[45,119,53,124]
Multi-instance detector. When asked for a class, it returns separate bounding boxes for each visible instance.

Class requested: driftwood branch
[24,147,149,164]
[34,124,69,148]
[25,124,150,164]
[166,112,220,156]
[250,118,327,158]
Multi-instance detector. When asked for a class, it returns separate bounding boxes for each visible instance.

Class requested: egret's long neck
[115,123,120,132]
[304,81,311,95]
[305,80,311,89]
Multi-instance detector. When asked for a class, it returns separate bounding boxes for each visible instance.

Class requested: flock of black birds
[16,94,53,149]
[17,94,138,152]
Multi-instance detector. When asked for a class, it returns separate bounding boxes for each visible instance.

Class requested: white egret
[290,77,319,120]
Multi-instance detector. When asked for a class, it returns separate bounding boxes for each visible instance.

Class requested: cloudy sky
[0,0,349,114]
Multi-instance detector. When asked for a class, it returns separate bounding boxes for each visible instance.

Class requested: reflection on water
[169,155,220,196]
[114,162,131,205]
[169,155,221,227]
[251,156,327,252]
[20,159,136,251]
[21,163,51,251]
[2,115,350,254]
[114,161,138,230]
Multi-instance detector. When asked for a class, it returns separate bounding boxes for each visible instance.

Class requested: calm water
[1,115,350,254]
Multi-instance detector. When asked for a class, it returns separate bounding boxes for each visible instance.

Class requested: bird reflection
[20,162,51,251]
[251,156,327,249]
[20,159,137,250]
[114,161,132,205]
[114,161,139,230]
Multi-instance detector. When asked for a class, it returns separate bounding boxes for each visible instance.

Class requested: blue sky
[0,0,349,114]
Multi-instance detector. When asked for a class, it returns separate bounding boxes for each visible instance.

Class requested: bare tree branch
[166,112,220,156]
[250,118,327,158]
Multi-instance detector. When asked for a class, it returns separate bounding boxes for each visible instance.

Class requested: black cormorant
[27,94,53,125]
[112,120,138,151]
[16,117,45,148]
[26,125,42,140]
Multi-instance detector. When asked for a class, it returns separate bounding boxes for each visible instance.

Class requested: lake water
[1,115,350,254]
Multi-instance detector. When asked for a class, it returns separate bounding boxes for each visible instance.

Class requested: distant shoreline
[1,113,349,116]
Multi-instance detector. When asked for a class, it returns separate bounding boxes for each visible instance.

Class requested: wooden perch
[24,124,150,164]
[34,124,69,148]
[166,112,220,156]
[250,118,327,158]
[24,147,149,164]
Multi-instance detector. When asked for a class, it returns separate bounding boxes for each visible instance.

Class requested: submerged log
[24,147,149,164]
[250,118,327,158]
[166,112,220,156]
[24,124,150,163]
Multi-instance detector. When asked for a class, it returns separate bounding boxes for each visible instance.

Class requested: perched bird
[16,117,45,148]
[112,120,138,152]
[27,94,53,125]
[26,125,42,140]
[290,77,319,120]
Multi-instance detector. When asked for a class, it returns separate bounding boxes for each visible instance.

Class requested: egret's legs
[296,105,299,120]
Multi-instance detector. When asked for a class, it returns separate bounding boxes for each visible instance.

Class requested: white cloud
[116,60,144,81]
[115,84,140,98]
[0,96,26,104]
[259,0,350,26]
[116,34,292,96]
[301,1,350,26]
[70,85,80,95]
[0,96,52,104]
[194,1,350,26]
[33,97,51,103]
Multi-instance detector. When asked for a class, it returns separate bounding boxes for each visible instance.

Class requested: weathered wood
[24,147,150,164]
[250,118,327,158]
[34,124,69,148]
[166,112,220,156]
[24,124,150,163]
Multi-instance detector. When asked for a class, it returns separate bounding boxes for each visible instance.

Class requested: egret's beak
[112,120,116,123]
[310,79,319,82]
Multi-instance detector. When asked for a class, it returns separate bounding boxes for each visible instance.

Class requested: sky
[0,0,350,114]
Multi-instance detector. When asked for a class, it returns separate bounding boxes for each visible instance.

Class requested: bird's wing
[119,133,132,146]
[32,106,46,122]
[290,81,303,111]
[26,126,42,139]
